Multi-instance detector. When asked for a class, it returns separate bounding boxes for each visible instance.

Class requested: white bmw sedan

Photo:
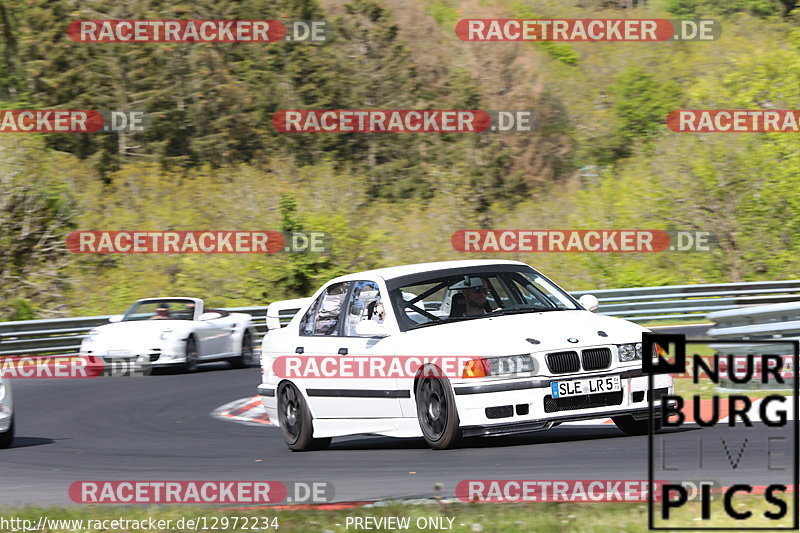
[80,297,256,373]
[258,260,673,450]
[0,378,13,448]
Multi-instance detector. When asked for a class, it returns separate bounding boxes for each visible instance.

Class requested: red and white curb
[212,396,273,427]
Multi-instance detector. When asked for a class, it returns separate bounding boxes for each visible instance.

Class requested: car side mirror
[354,320,389,337]
[578,294,599,312]
[108,315,123,323]
[199,312,219,321]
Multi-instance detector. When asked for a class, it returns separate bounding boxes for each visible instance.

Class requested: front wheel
[612,414,663,435]
[277,383,331,452]
[415,369,462,449]
[0,416,14,449]
[183,336,199,373]
[230,330,254,369]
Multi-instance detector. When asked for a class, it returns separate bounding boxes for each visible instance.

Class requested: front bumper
[80,344,186,367]
[453,369,673,435]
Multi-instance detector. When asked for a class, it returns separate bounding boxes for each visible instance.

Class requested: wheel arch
[276,378,320,420]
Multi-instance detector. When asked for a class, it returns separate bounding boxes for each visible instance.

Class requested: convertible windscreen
[122,300,197,321]
[390,269,578,331]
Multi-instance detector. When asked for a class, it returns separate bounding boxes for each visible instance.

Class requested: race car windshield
[390,268,578,331]
[122,300,197,321]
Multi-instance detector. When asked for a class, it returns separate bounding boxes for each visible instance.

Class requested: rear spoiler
[265,297,312,331]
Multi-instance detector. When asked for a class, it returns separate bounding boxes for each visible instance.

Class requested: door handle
[295,347,304,354]
[338,347,348,355]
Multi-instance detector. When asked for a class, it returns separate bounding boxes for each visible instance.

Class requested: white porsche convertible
[258,260,673,450]
[0,378,13,448]
[80,298,256,373]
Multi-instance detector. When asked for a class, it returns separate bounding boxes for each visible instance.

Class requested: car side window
[344,281,384,336]
[300,282,351,336]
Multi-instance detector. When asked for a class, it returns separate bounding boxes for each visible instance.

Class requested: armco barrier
[0,306,273,358]
[705,301,800,390]
[2,280,800,358]
[572,280,800,322]
[706,301,800,356]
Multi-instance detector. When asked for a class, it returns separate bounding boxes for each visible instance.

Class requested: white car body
[80,297,256,370]
[259,260,673,448]
[0,378,13,448]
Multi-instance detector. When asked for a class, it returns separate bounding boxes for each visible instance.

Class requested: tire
[183,336,199,373]
[0,416,14,449]
[277,382,331,452]
[612,414,663,436]
[229,330,254,369]
[415,369,462,449]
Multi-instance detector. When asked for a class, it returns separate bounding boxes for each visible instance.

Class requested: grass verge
[1,495,796,532]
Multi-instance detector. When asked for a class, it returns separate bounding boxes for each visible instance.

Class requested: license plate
[551,375,621,398]
[105,350,132,358]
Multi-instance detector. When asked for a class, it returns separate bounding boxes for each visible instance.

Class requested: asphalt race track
[0,365,793,506]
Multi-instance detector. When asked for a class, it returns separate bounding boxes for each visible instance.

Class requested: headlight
[83,329,99,345]
[159,328,173,341]
[463,354,535,378]
[635,342,643,360]
[618,343,639,362]
[489,354,535,375]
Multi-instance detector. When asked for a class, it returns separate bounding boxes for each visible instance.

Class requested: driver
[462,279,492,316]
[150,303,171,320]
[450,278,494,318]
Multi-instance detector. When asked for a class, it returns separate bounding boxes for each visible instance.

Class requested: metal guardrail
[0,306,268,358]
[2,280,800,359]
[705,300,800,392]
[572,280,800,322]
[706,301,800,356]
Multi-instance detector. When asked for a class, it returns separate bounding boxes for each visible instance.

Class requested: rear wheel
[183,336,199,373]
[612,414,663,435]
[277,383,331,452]
[0,416,14,449]
[415,369,462,449]
[230,331,254,369]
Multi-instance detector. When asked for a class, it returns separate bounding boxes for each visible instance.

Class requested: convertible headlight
[462,354,535,378]
[83,329,99,345]
[159,328,173,341]
[618,343,643,362]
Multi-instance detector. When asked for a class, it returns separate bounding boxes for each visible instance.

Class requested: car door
[204,311,237,357]
[331,280,403,418]
[296,281,402,419]
[193,310,230,358]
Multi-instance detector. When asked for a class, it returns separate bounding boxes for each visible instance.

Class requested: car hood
[397,310,647,356]
[86,320,191,345]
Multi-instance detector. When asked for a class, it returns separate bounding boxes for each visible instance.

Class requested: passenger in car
[369,297,385,323]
